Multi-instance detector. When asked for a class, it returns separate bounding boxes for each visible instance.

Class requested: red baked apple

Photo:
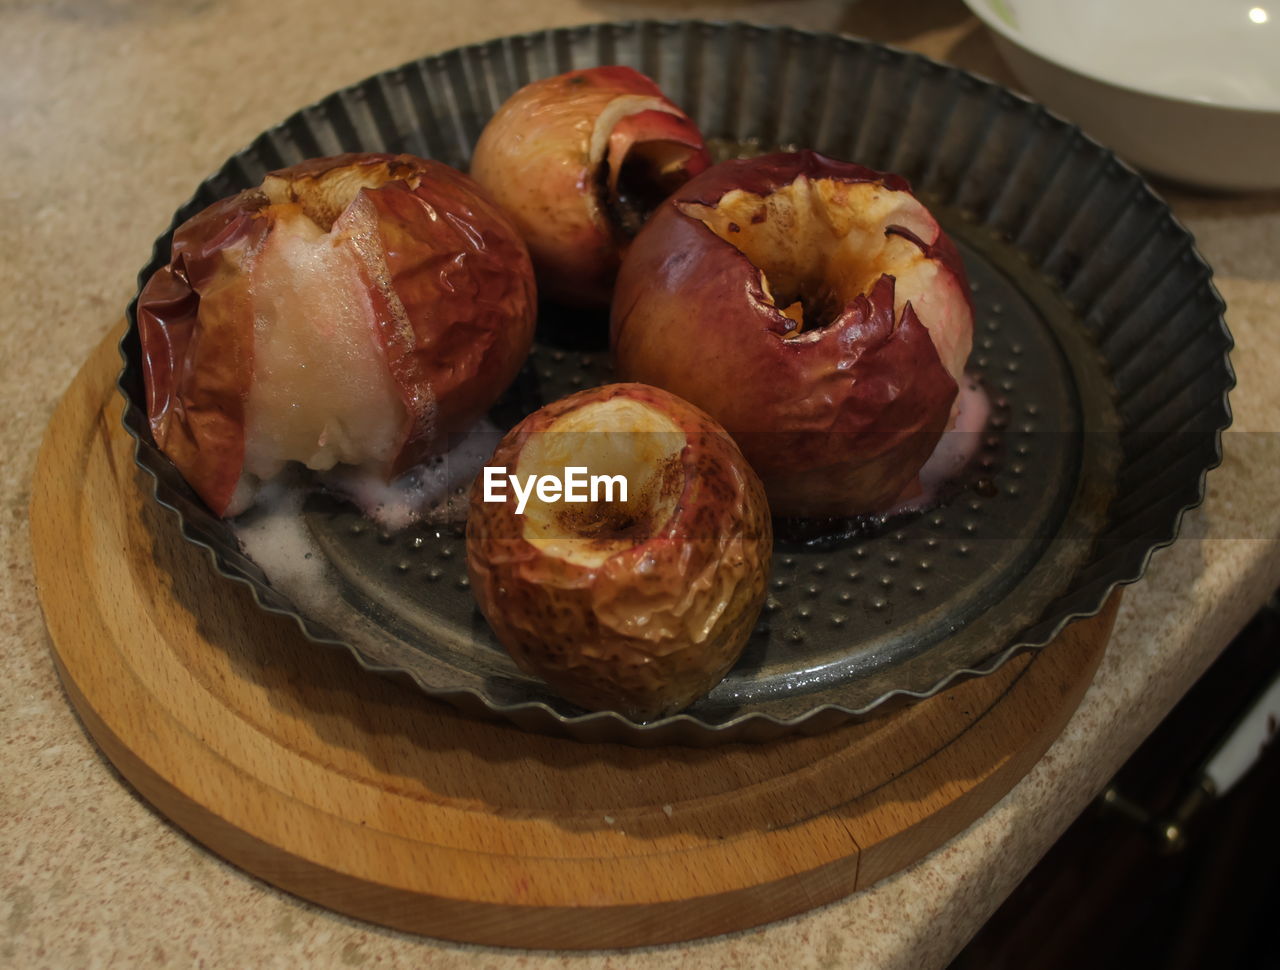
[470,66,709,308]
[466,383,771,720]
[611,150,974,517]
[137,153,537,516]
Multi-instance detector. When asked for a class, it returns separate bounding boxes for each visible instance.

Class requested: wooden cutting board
[29,326,1118,949]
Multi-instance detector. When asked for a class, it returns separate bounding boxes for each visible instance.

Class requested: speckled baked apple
[137,153,537,516]
[470,66,709,308]
[465,383,771,720]
[611,150,974,517]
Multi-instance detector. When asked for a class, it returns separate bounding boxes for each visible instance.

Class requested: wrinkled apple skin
[470,66,710,308]
[611,151,972,517]
[137,153,537,516]
[466,383,772,720]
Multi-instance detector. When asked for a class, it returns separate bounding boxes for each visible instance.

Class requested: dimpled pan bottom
[119,21,1232,745]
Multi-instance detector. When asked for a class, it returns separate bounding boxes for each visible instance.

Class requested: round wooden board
[30,328,1118,950]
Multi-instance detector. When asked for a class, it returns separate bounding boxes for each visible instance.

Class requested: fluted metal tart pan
[118,21,1232,745]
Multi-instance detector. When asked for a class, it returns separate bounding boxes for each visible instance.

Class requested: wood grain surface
[29,327,1119,949]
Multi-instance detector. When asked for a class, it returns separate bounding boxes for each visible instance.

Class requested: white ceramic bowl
[964,0,1280,191]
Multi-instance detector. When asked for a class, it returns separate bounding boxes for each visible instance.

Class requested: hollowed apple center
[518,398,687,568]
[678,177,938,336]
[605,140,702,238]
[592,96,701,239]
[260,164,409,232]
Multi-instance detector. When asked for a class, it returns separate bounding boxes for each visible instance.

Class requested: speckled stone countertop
[3,0,1278,967]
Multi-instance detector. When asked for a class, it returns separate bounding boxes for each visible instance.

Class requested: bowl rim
[962,0,1280,115]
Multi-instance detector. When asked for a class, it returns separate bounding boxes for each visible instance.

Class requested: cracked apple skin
[470,66,710,308]
[137,153,537,516]
[611,151,974,517]
[466,383,772,721]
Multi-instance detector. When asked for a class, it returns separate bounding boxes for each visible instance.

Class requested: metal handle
[1098,670,1280,852]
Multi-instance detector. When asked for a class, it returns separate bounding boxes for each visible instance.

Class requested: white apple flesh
[242,203,406,483]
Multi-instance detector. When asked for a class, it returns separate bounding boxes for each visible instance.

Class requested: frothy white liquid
[889,378,991,515]
[230,421,499,621]
[231,476,337,622]
[318,419,501,531]
[231,386,991,609]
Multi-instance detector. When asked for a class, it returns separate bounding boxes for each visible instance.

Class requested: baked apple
[469,66,709,308]
[611,150,974,517]
[137,153,537,516]
[466,383,771,720]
